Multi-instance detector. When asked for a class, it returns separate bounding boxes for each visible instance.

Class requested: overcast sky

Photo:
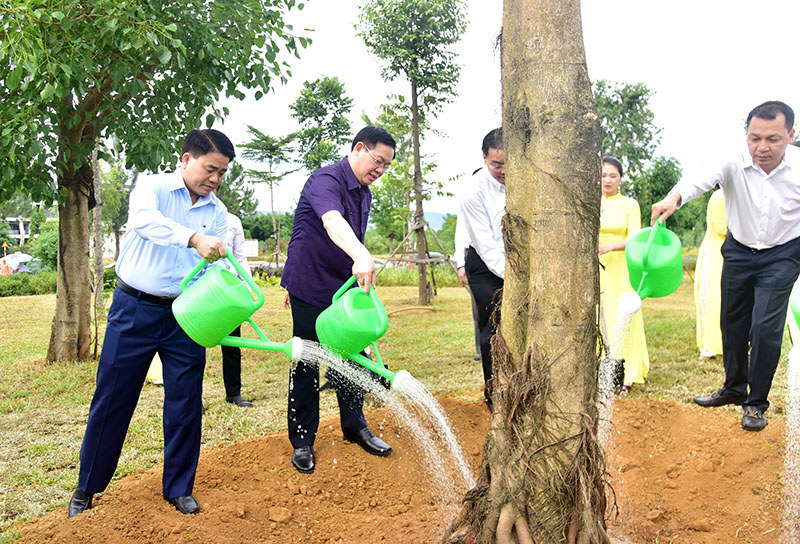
[217,0,800,215]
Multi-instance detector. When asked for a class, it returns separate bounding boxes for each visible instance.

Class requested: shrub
[30,222,58,271]
[103,266,118,290]
[0,271,57,296]
[377,263,459,288]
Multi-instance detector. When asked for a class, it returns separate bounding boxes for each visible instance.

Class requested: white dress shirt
[672,144,800,250]
[225,212,252,278]
[116,170,227,296]
[459,166,506,278]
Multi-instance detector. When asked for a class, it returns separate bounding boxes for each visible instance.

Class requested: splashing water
[598,291,642,448]
[295,341,475,510]
[783,346,800,543]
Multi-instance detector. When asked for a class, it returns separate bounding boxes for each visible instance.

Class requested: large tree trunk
[410,80,429,305]
[47,166,93,362]
[445,1,607,542]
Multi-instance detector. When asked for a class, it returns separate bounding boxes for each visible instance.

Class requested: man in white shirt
[454,207,481,361]
[652,101,799,432]
[215,191,255,407]
[459,128,506,411]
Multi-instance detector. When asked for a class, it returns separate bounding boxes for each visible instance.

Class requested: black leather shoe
[165,495,200,514]
[67,488,93,518]
[292,446,315,474]
[343,427,392,456]
[226,395,254,408]
[742,407,768,431]
[693,388,747,407]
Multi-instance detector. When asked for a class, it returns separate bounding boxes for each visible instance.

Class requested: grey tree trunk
[410,80,429,305]
[91,146,105,359]
[445,1,608,542]
[47,167,92,362]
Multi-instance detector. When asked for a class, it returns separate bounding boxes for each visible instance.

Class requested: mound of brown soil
[16,397,785,543]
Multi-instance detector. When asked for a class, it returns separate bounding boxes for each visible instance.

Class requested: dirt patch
[15,397,785,543]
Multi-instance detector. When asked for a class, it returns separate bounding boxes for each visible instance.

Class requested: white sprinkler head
[290,337,304,362]
[390,369,415,396]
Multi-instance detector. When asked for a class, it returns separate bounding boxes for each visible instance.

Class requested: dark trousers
[78,289,206,498]
[221,326,242,398]
[720,234,800,412]
[287,294,367,448]
[468,287,481,358]
[465,247,504,402]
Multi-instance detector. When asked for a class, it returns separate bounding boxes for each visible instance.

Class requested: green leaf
[51,11,65,21]
[205,114,215,128]
[40,83,55,100]
[165,23,178,32]
[156,46,172,64]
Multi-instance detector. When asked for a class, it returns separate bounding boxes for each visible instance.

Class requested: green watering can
[789,284,800,331]
[315,276,414,394]
[172,252,302,361]
[625,216,683,300]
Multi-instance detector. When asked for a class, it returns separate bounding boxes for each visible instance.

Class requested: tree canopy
[290,76,353,172]
[0,0,308,361]
[1,0,308,201]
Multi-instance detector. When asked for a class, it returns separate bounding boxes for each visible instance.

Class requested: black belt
[116,278,178,306]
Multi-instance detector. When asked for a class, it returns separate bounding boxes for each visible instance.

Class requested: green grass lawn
[0,277,792,541]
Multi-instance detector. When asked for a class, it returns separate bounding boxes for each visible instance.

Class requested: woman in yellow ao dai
[694,190,726,359]
[598,157,650,389]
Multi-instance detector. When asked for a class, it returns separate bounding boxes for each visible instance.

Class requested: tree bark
[410,80,429,305]
[47,165,93,362]
[445,1,608,542]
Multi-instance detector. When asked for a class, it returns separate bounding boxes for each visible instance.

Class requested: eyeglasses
[362,142,391,171]
[487,161,505,172]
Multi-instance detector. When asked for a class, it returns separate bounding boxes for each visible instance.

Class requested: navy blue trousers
[720,234,800,412]
[77,289,206,498]
[287,294,367,448]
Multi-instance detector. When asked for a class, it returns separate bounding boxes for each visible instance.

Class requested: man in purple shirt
[281,126,396,474]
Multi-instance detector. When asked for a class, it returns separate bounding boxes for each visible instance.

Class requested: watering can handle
[641,215,663,268]
[331,276,389,336]
[179,251,265,307]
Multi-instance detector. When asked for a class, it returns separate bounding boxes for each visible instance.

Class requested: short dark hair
[746,101,795,131]
[182,129,236,161]
[351,126,396,151]
[602,156,623,177]
[482,128,503,156]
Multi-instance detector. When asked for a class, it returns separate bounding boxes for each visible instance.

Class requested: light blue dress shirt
[116,169,228,296]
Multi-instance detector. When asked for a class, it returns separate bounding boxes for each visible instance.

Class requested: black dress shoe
[292,446,315,474]
[165,495,200,514]
[67,488,93,518]
[343,427,393,456]
[742,407,768,431]
[226,395,254,408]
[693,388,747,407]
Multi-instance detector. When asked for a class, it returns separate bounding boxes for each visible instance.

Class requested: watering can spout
[390,369,416,395]
[290,337,304,362]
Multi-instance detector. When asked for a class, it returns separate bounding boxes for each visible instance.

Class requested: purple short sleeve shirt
[281,158,371,308]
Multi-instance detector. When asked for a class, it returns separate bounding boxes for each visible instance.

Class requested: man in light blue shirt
[68,129,233,518]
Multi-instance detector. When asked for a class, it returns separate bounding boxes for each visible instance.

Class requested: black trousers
[287,294,367,448]
[221,326,242,398]
[720,233,800,412]
[465,247,504,402]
